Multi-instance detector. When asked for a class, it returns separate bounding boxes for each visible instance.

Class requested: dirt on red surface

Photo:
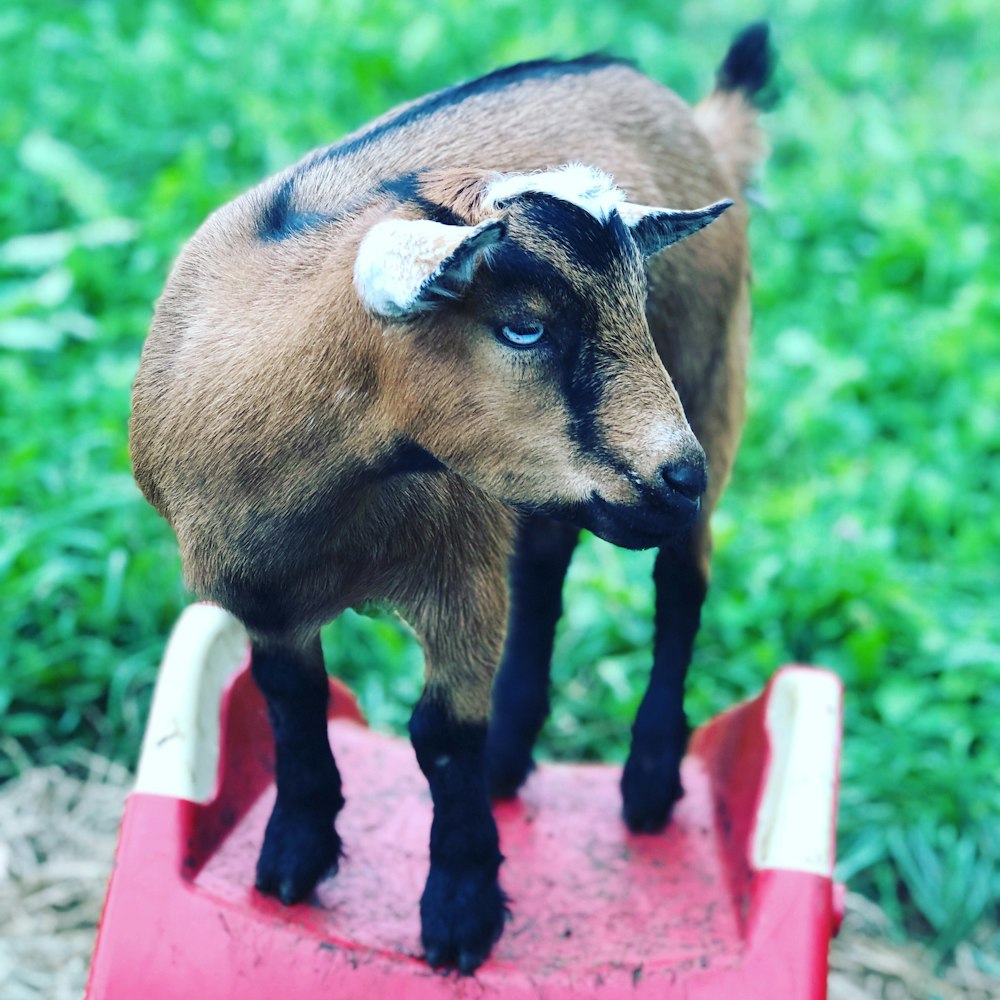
[0,759,994,1000]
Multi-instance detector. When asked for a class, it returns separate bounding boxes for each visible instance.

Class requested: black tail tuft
[716,21,779,109]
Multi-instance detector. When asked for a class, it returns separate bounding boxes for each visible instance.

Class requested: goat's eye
[498,322,545,348]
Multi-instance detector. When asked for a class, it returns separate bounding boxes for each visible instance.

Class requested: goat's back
[131,56,757,596]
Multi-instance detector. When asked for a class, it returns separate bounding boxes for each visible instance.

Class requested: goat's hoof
[420,865,507,973]
[621,754,684,834]
[485,739,535,800]
[255,801,342,904]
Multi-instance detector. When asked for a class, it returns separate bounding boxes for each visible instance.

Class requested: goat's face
[355,166,729,549]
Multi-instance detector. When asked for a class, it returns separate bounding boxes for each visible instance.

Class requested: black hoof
[621,754,684,834]
[420,865,507,973]
[487,752,535,800]
[486,729,536,800]
[255,801,342,904]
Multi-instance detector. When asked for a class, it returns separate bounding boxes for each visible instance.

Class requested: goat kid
[130,24,774,974]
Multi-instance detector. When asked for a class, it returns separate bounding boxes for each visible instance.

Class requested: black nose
[658,459,707,504]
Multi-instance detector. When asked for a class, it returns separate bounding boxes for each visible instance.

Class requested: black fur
[259,57,631,242]
[514,199,647,464]
[520,194,636,277]
[409,696,506,973]
[620,541,706,832]
[487,514,579,797]
[221,579,293,635]
[489,527,708,830]
[481,241,587,323]
[376,439,447,478]
[561,335,609,467]
[716,21,778,109]
[313,55,629,168]
[251,638,344,903]
[376,172,469,227]
[485,198,639,462]
[416,220,506,306]
[476,241,593,379]
[629,200,733,259]
[532,488,700,552]
[257,175,333,242]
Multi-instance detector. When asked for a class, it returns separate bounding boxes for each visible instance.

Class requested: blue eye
[499,322,545,347]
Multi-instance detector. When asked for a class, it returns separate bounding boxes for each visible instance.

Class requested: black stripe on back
[258,170,466,241]
[258,175,335,242]
[376,173,468,226]
[258,55,630,242]
[311,54,630,168]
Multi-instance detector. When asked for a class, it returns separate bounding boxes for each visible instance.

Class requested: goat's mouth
[538,494,699,551]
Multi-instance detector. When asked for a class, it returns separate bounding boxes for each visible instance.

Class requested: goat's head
[354,164,730,549]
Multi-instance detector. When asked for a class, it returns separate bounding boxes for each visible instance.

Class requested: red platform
[87,605,844,999]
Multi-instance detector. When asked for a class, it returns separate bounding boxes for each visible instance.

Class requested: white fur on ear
[353,218,502,319]
[483,163,626,222]
[616,202,662,227]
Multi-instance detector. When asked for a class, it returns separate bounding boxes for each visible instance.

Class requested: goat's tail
[694,22,777,192]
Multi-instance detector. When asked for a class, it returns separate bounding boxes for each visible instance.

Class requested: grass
[1,0,997,973]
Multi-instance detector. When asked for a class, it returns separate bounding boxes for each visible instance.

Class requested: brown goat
[130,23,774,973]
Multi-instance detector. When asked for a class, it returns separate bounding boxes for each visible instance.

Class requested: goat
[130,23,775,974]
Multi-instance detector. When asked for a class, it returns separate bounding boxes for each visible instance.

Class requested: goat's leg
[251,633,344,902]
[410,690,505,973]
[621,535,707,833]
[393,526,510,973]
[486,513,579,798]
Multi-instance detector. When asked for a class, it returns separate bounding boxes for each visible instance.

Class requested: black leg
[486,514,579,798]
[251,635,344,903]
[621,540,707,833]
[410,695,506,974]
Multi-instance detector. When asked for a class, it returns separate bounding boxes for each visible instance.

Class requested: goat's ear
[354,218,504,319]
[618,199,733,258]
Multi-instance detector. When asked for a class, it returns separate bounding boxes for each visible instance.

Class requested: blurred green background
[1,0,997,970]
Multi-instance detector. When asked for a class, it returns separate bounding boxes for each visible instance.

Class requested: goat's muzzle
[542,449,706,550]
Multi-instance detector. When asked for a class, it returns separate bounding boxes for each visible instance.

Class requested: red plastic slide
[87,604,844,998]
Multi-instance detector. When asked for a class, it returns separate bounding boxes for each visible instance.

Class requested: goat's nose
[658,458,707,505]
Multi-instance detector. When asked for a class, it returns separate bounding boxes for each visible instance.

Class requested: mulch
[0,754,995,1000]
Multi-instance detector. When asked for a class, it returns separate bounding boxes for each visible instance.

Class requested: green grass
[2,0,998,972]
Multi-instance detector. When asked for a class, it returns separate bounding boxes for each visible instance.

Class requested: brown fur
[131,60,763,722]
[129,44,773,972]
